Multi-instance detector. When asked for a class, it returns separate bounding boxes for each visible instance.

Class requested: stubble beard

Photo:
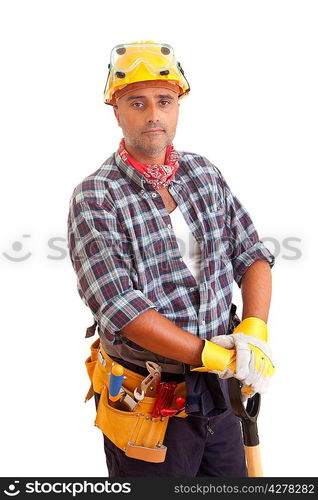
[127,131,174,159]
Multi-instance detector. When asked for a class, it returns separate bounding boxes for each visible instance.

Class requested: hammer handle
[244,444,263,477]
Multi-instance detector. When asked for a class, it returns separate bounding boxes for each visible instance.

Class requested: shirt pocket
[201,206,228,256]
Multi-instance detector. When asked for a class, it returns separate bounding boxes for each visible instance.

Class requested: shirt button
[179,257,183,262]
[201,320,205,325]
[190,287,195,291]
[151,193,157,198]
[140,189,145,194]
[167,224,172,229]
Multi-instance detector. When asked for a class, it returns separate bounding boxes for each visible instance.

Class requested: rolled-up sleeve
[67,195,157,343]
[215,169,275,287]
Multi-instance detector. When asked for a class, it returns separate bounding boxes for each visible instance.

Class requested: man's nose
[145,101,160,124]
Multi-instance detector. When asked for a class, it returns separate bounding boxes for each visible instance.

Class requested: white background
[1,0,317,478]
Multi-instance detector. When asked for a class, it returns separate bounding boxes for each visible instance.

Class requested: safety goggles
[109,42,178,77]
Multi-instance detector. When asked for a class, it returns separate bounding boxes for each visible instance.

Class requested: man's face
[113,86,179,158]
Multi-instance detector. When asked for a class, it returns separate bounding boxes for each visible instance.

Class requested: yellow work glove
[191,317,275,399]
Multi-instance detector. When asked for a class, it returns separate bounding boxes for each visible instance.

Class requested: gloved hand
[190,317,275,399]
[210,333,275,396]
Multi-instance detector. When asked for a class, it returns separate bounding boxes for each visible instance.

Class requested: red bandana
[118,138,179,190]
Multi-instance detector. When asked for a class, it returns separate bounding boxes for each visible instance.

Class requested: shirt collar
[114,150,146,189]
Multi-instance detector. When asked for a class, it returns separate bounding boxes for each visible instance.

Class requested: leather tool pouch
[95,384,169,463]
[85,338,186,463]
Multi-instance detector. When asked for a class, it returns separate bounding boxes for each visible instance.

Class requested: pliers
[133,361,161,402]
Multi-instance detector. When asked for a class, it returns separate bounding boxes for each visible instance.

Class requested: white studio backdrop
[1,0,317,477]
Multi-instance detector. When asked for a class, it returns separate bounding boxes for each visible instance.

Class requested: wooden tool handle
[244,444,263,477]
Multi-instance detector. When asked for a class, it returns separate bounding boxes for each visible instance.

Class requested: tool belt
[85,338,187,463]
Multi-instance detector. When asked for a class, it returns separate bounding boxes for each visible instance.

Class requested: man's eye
[131,102,143,108]
[160,100,171,106]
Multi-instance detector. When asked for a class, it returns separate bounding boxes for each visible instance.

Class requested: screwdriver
[109,363,124,402]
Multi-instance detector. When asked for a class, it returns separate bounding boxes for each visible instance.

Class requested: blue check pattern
[67,149,274,346]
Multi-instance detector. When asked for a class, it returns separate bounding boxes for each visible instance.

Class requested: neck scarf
[118,138,179,190]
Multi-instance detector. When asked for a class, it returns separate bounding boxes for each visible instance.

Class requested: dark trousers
[94,391,247,477]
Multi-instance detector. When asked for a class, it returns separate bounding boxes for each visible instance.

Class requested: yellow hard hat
[104,41,190,105]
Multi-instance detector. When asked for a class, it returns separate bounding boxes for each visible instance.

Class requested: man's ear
[113,106,121,126]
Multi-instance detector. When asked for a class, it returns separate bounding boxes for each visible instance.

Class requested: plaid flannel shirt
[67,149,274,347]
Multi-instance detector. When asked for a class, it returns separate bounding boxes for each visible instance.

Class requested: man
[67,41,275,477]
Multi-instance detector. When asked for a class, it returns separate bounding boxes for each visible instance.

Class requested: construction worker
[67,41,275,477]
